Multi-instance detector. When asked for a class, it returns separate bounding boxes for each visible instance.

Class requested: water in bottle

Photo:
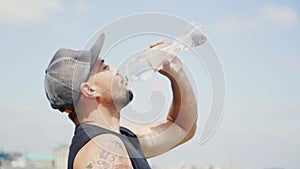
[124,22,208,81]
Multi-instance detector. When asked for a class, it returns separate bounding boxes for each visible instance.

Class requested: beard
[111,74,133,111]
[122,89,133,106]
[112,89,133,111]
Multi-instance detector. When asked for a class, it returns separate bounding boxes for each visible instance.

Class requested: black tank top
[68,124,151,169]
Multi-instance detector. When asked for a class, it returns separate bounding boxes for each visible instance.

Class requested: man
[44,33,198,169]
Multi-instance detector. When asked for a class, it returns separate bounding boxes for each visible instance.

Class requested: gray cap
[44,34,105,112]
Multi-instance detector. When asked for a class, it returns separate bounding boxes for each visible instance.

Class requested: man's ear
[80,82,98,98]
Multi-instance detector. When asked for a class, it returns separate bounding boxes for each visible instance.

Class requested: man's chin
[123,90,134,107]
[128,90,134,101]
[114,90,134,111]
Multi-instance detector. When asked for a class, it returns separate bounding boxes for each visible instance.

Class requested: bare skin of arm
[126,41,198,158]
[73,134,133,169]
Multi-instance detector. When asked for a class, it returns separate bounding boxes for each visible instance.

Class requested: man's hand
[158,56,183,80]
[146,40,184,79]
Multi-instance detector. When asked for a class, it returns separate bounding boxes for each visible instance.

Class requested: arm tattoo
[86,140,130,169]
[86,163,93,169]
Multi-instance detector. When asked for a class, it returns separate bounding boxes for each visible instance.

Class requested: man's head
[44,34,133,116]
[80,59,133,111]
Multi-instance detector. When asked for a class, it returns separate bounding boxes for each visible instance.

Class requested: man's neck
[81,104,121,133]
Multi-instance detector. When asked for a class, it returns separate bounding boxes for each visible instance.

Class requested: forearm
[167,70,198,132]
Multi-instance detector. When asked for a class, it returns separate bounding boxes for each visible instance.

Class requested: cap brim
[89,33,105,69]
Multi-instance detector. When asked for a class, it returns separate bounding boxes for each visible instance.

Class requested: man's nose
[111,67,120,75]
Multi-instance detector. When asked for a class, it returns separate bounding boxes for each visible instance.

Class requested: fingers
[162,59,171,70]
[149,39,164,48]
[170,56,181,64]
[144,39,164,51]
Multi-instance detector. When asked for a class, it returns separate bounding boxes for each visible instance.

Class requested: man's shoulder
[120,126,137,138]
[80,134,129,157]
[73,134,132,169]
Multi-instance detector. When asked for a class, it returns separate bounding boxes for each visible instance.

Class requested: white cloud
[261,4,298,27]
[214,4,299,34]
[0,0,64,23]
[214,16,260,33]
[74,0,90,15]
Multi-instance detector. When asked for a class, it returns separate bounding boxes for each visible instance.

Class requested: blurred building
[26,153,54,168]
[53,145,69,169]
[152,163,233,169]
[152,163,203,169]
[10,155,26,168]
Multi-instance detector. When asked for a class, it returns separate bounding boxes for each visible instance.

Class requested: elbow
[187,108,198,139]
[179,123,197,145]
[187,123,197,140]
[180,109,198,142]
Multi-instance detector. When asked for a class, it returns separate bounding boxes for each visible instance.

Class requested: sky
[0,0,299,169]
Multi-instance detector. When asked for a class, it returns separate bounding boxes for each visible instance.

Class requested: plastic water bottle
[124,22,208,81]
